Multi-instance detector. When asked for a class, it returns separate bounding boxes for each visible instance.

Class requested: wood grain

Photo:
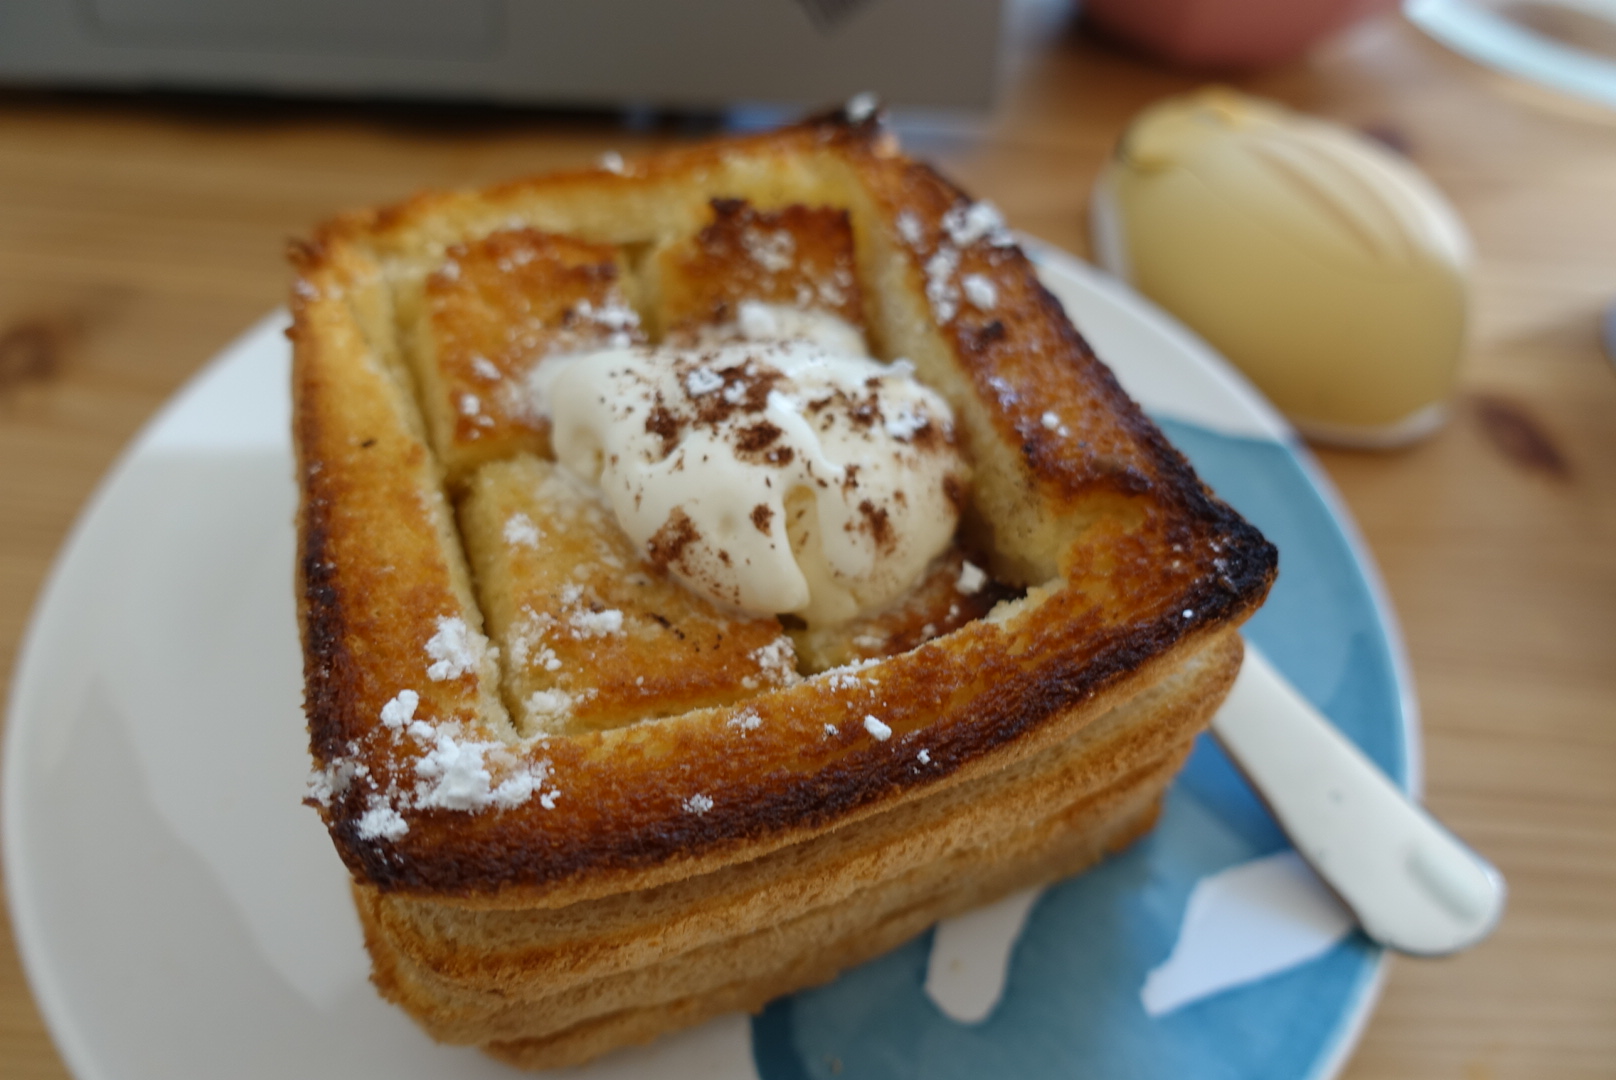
[2,7,1613,1078]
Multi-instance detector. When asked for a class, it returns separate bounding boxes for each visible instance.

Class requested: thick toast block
[290,106,1276,1068]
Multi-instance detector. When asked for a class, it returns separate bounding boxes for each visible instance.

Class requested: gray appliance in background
[0,0,1006,109]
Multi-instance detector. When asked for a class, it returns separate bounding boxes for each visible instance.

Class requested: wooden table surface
[1,7,1612,1079]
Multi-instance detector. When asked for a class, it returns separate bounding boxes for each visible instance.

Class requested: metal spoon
[1211,644,1507,956]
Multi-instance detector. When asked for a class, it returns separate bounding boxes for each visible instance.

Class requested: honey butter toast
[290,105,1276,1070]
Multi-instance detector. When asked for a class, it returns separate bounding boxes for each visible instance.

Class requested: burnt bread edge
[290,115,1277,900]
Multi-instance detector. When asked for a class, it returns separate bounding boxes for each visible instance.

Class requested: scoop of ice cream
[546,335,967,626]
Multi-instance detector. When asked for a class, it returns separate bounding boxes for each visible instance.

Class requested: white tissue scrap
[1140,850,1355,1017]
[925,887,1044,1023]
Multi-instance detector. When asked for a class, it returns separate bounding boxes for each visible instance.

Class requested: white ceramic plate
[3,247,1415,1080]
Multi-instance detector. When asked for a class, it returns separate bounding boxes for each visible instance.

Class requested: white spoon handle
[1211,644,1506,956]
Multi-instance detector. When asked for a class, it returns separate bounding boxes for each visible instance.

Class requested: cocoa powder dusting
[735,421,783,455]
[857,499,895,551]
[646,508,700,572]
[645,401,682,458]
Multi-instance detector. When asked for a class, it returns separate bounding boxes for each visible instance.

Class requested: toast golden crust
[649,197,866,337]
[415,228,641,483]
[291,111,1274,908]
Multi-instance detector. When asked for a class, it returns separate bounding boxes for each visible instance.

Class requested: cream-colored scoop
[1092,88,1472,448]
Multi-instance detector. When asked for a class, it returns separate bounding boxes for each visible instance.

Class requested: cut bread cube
[458,455,797,737]
[406,228,643,484]
[646,197,866,340]
[290,107,1277,1070]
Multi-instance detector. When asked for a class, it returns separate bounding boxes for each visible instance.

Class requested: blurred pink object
[1085,0,1398,69]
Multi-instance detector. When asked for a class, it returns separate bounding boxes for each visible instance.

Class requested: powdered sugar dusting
[316,705,562,844]
[821,656,880,691]
[425,616,490,681]
[569,607,624,638]
[942,201,1014,248]
[956,560,987,594]
[574,298,640,349]
[845,91,879,123]
[743,226,795,274]
[864,715,893,741]
[884,402,932,441]
[963,273,997,310]
[380,689,419,730]
[925,248,961,324]
[684,793,715,815]
[685,367,724,396]
[504,512,541,548]
[413,733,496,811]
[896,211,924,249]
[306,757,366,808]
[918,200,1018,325]
[751,637,799,687]
[492,759,557,810]
[525,688,576,723]
[357,798,409,841]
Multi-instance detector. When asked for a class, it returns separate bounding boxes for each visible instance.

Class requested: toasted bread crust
[291,111,1275,910]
